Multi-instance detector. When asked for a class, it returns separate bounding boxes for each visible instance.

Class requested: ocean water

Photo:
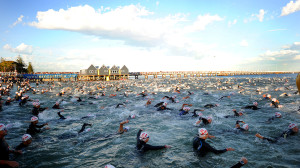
[1,74,300,168]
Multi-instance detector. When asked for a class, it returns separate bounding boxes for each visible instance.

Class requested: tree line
[0,55,34,73]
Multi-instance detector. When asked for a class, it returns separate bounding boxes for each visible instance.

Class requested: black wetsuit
[4,101,11,106]
[78,123,92,134]
[271,101,279,108]
[52,104,60,109]
[163,96,175,103]
[243,105,260,110]
[19,99,27,106]
[179,109,188,116]
[198,117,210,125]
[26,123,45,135]
[225,110,240,118]
[157,105,171,111]
[192,109,203,117]
[231,162,244,168]
[204,104,217,108]
[0,138,9,160]
[192,137,227,157]
[136,129,166,152]
[260,129,296,143]
[154,102,164,107]
[32,107,47,116]
[58,112,66,120]
[15,143,27,150]
[116,103,126,108]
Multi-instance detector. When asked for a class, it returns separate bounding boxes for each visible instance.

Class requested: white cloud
[240,40,248,47]
[12,15,24,27]
[156,1,159,6]
[184,14,223,32]
[228,19,237,27]
[281,0,300,16]
[3,43,33,55]
[257,9,265,22]
[244,9,266,23]
[30,5,222,48]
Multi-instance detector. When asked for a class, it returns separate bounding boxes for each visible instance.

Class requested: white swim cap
[253,102,258,106]
[131,114,136,119]
[139,132,149,141]
[183,107,190,111]
[163,102,168,106]
[31,116,38,122]
[288,123,297,129]
[198,128,208,137]
[22,134,32,142]
[272,98,277,102]
[172,95,176,99]
[105,164,115,168]
[242,124,249,130]
[0,123,6,131]
[275,112,281,118]
[7,97,11,100]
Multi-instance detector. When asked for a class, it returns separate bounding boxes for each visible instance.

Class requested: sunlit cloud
[281,0,300,16]
[3,43,33,55]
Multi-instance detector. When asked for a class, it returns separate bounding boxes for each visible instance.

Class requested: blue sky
[0,0,299,72]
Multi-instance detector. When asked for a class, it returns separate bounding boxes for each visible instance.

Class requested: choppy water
[1,74,300,168]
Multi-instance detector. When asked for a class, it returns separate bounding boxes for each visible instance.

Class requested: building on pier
[79,64,129,81]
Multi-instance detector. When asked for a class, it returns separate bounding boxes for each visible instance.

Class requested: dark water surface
[1,74,300,168]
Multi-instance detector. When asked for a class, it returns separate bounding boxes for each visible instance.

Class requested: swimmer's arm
[118,120,129,133]
[143,144,166,150]
[205,143,227,154]
[0,160,19,167]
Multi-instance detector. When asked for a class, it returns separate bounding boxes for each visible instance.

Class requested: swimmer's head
[139,132,149,142]
[124,126,130,132]
[22,134,32,145]
[272,98,277,102]
[238,111,244,116]
[31,116,38,123]
[56,101,60,105]
[267,94,271,99]
[253,102,258,106]
[198,112,203,117]
[163,102,168,106]
[288,123,298,133]
[183,107,190,112]
[7,97,11,100]
[198,128,208,139]
[131,114,136,119]
[207,117,212,123]
[242,124,249,131]
[275,112,282,118]
[172,95,176,99]
[0,124,7,136]
[105,164,115,168]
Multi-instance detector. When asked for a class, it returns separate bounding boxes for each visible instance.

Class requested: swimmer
[156,102,171,111]
[266,112,281,123]
[145,99,153,106]
[78,123,92,134]
[118,120,129,134]
[235,121,249,132]
[224,109,243,118]
[57,111,66,120]
[15,134,32,151]
[179,104,192,116]
[218,95,230,100]
[52,101,62,109]
[26,116,50,135]
[255,123,298,143]
[243,102,260,110]
[137,90,147,97]
[204,104,218,108]
[4,97,13,106]
[193,128,234,157]
[32,101,48,116]
[279,93,290,97]
[192,109,204,117]
[116,103,126,108]
[270,98,281,108]
[231,157,248,168]
[196,116,212,125]
[162,95,176,103]
[0,124,21,168]
[136,129,171,152]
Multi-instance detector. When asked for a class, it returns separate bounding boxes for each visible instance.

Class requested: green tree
[27,62,34,73]
[16,55,27,73]
[0,61,15,72]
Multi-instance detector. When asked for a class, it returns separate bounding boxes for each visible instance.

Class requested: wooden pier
[129,71,299,79]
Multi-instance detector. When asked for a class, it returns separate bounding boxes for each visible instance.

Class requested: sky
[0,0,300,72]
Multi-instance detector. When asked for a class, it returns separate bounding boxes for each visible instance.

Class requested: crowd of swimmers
[0,75,299,168]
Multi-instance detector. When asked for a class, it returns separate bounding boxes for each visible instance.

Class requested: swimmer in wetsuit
[179,104,192,116]
[26,116,50,136]
[235,121,249,132]
[78,123,92,134]
[193,128,234,157]
[243,102,260,110]
[255,123,298,143]
[204,104,218,108]
[196,116,212,125]
[32,101,48,116]
[270,98,280,108]
[192,109,204,117]
[52,101,62,109]
[57,111,66,120]
[265,112,281,123]
[224,109,243,118]
[15,134,32,151]
[156,102,172,111]
[116,103,126,108]
[136,129,171,152]
[162,95,176,103]
[231,157,248,168]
